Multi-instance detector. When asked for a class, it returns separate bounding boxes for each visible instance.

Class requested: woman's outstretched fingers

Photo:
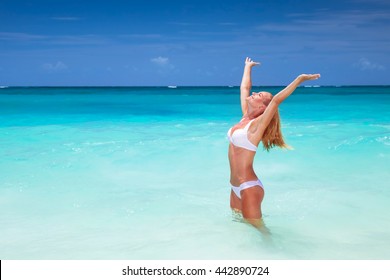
[245,57,261,67]
[310,74,321,80]
[299,73,321,81]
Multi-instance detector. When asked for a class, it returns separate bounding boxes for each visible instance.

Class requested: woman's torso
[227,119,259,185]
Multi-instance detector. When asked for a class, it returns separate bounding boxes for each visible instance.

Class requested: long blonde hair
[261,109,291,151]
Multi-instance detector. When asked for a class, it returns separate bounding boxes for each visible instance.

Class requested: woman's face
[246,91,273,111]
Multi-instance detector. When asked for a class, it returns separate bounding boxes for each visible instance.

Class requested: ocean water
[0,86,389,260]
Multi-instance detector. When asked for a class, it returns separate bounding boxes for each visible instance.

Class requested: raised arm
[254,74,320,137]
[240,57,260,115]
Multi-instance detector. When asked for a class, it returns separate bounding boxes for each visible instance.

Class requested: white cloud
[0,32,107,46]
[0,32,47,41]
[354,57,385,71]
[150,57,175,74]
[42,61,68,72]
[151,56,169,66]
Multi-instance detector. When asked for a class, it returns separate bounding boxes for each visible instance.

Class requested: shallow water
[0,86,389,259]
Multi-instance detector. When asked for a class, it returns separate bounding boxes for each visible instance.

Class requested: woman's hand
[245,57,260,68]
[298,74,321,82]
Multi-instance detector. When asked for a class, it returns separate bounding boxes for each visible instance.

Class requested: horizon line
[2,85,390,88]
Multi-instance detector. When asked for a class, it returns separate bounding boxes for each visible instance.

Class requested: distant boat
[0,86,8,89]
[167,85,177,88]
[228,85,234,88]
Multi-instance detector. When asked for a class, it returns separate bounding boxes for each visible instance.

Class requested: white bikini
[227,119,264,199]
[227,119,257,152]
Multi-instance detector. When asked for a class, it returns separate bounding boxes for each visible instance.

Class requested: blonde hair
[261,109,291,151]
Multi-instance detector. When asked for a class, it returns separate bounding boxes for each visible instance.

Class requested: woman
[227,57,320,228]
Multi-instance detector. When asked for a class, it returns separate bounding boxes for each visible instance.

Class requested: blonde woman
[227,57,320,228]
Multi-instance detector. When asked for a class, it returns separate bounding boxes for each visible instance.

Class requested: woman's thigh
[240,186,264,219]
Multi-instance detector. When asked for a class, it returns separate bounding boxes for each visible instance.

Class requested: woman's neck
[245,108,262,120]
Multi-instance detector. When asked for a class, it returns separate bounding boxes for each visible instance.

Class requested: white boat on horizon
[167,85,177,88]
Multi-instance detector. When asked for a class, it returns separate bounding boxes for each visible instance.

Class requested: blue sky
[1,0,390,86]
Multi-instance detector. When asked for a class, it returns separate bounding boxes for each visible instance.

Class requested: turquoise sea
[0,86,389,259]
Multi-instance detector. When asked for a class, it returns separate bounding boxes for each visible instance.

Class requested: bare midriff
[228,143,258,186]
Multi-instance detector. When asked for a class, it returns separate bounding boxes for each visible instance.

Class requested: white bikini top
[227,119,257,152]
